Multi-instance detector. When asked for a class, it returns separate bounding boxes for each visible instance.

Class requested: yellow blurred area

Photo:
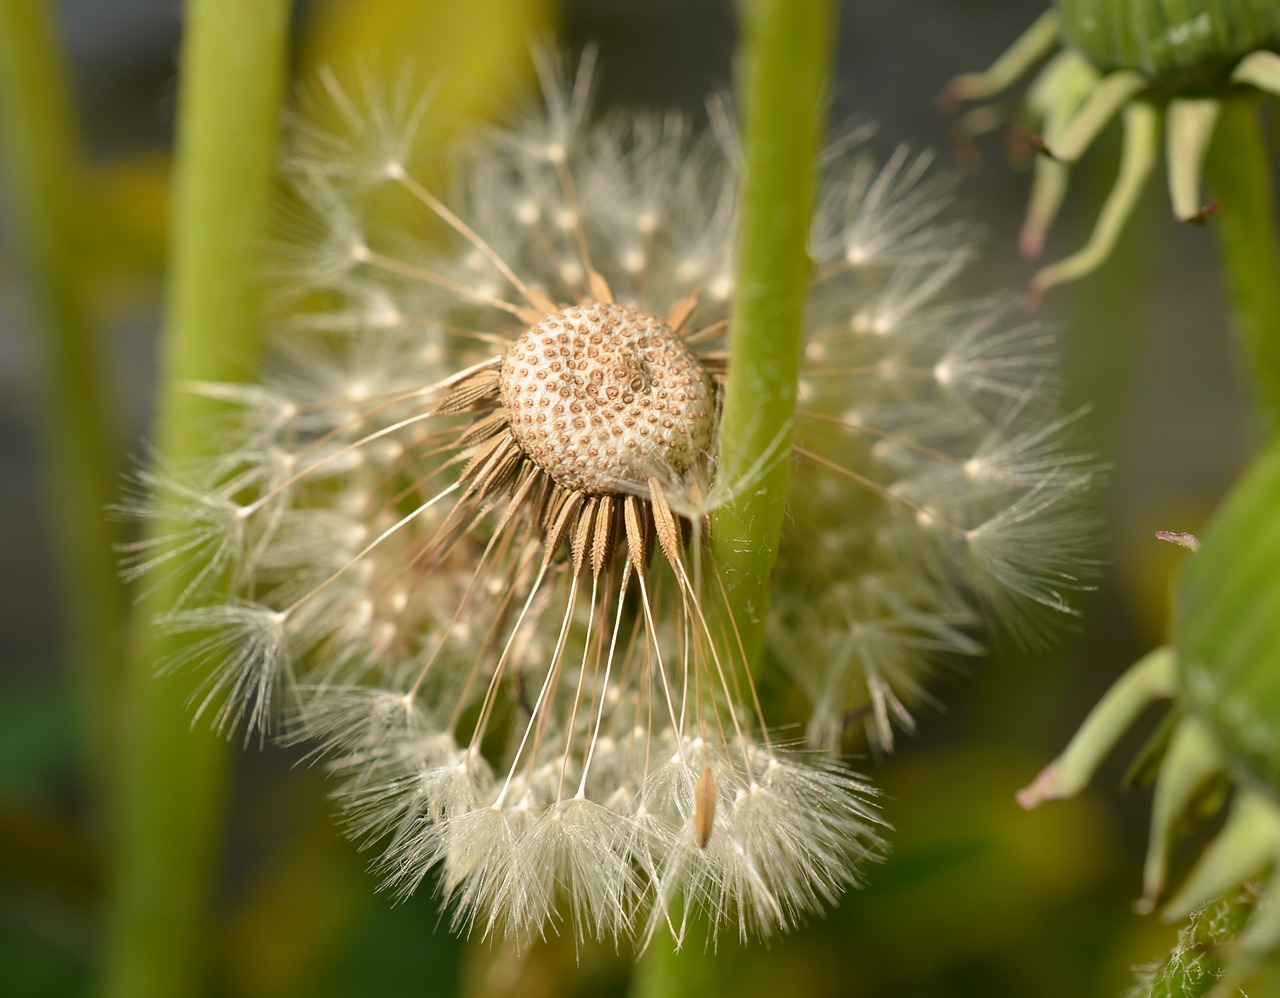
[872,746,1118,951]
[85,154,170,294]
[299,0,556,148]
[837,744,1127,994]
[224,814,366,998]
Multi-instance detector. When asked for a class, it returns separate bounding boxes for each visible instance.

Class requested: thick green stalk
[102,2,291,996]
[710,0,835,670]
[1204,96,1280,437]
[633,11,834,990]
[0,0,123,809]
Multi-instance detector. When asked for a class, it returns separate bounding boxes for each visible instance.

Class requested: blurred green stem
[102,2,291,996]
[710,0,835,671]
[631,941,721,998]
[1205,97,1280,437]
[0,0,123,812]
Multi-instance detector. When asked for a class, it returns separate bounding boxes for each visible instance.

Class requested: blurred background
[0,0,1261,995]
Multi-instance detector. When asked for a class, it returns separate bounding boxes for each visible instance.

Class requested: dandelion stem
[102,2,290,995]
[1204,96,1280,437]
[0,0,124,816]
[711,0,835,671]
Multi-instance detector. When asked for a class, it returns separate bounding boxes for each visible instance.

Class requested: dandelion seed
[126,54,1096,946]
[694,763,718,849]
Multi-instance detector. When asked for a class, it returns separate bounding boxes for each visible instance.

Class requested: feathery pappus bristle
[123,51,1097,947]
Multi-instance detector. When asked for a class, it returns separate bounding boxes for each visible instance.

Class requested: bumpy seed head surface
[500,302,715,495]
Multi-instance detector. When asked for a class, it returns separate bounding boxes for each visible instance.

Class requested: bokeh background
[0,0,1262,995]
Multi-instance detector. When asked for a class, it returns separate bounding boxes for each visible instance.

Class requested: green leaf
[1176,436,1280,793]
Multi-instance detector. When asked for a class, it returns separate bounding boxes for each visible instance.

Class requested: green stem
[633,10,834,989]
[710,0,835,671]
[101,2,291,996]
[0,0,124,814]
[630,939,721,998]
[1204,96,1280,437]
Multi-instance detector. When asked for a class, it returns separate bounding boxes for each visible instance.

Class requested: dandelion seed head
[123,52,1101,948]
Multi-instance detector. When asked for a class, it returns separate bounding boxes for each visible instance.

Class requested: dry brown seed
[695,763,717,849]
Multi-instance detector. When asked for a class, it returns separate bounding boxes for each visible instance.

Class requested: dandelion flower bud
[944,2,1280,299]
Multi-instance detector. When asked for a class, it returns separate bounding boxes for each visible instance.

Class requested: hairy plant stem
[631,4,834,990]
[101,2,291,995]
[710,0,835,672]
[1205,96,1280,438]
[0,0,123,813]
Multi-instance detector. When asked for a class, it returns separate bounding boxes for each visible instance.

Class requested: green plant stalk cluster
[0,0,124,809]
[101,1,291,995]
[1205,96,1280,438]
[710,0,835,672]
